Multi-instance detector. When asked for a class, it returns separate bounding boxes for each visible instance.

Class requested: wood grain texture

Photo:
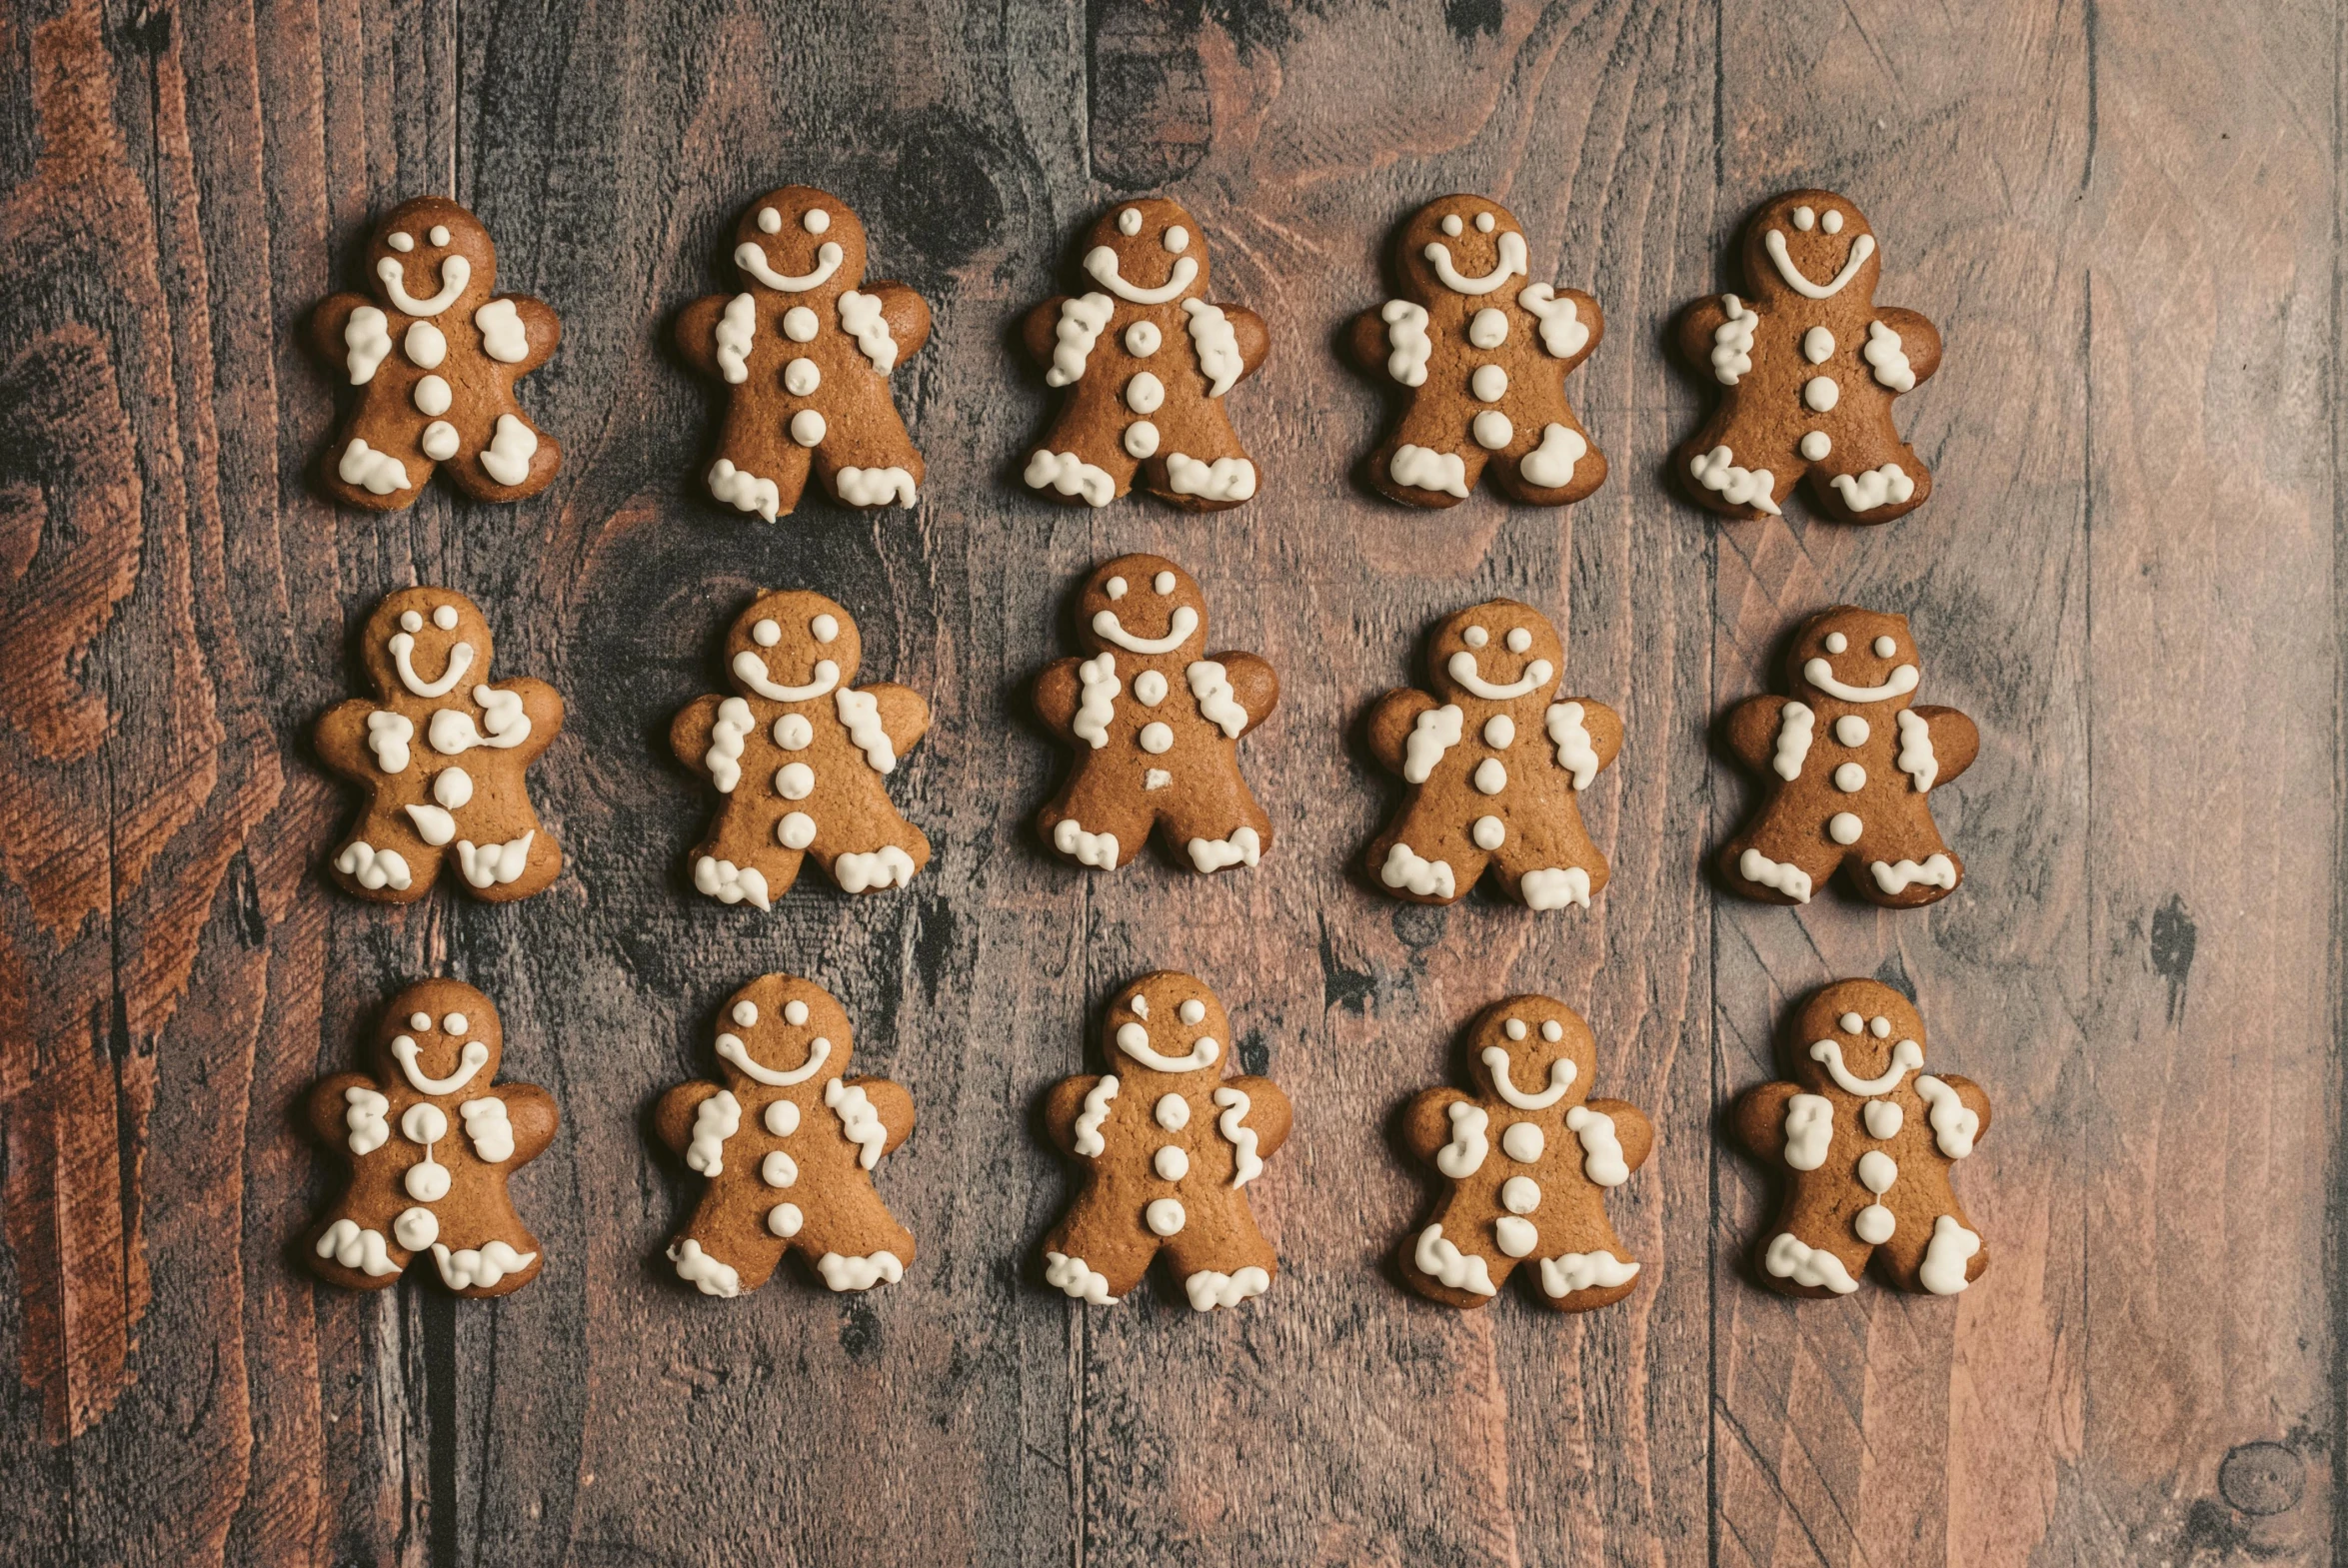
[0,0,2333,1563]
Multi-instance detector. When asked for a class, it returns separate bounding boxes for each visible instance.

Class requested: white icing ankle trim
[735,238,841,293]
[1052,817,1120,869]
[1808,1036,1922,1096]
[1764,1231,1858,1293]
[717,1030,829,1086]
[1870,854,1956,894]
[1083,246,1196,305]
[816,1250,905,1291]
[1390,444,1467,497]
[1379,841,1454,899]
[1446,651,1552,701]
[1763,229,1875,299]
[1738,847,1811,902]
[1115,1021,1218,1073]
[1830,464,1917,513]
[1539,1250,1638,1297]
[732,652,839,702]
[1091,605,1197,654]
[316,1219,402,1276]
[430,1240,535,1292]
[1045,1250,1120,1304]
[376,253,469,316]
[1414,1224,1497,1296]
[1519,865,1591,910]
[1185,828,1261,873]
[1480,1045,1573,1109]
[1689,445,1780,514]
[693,856,770,909]
[668,1239,741,1297]
[1183,1266,1270,1311]
[1918,1214,1980,1295]
[391,1035,488,1094]
[1025,449,1117,507]
[1422,229,1526,296]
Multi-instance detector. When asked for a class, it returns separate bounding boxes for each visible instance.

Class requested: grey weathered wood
[0,0,2335,1564]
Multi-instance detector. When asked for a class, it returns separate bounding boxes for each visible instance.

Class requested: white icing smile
[717,1030,831,1086]
[1446,650,1552,701]
[1808,1036,1923,1095]
[1480,1045,1575,1109]
[1116,1021,1219,1073]
[1092,606,1198,655]
[1083,245,1197,305]
[388,633,473,697]
[1763,230,1876,300]
[376,254,471,316]
[732,651,840,702]
[1422,229,1526,296]
[735,239,844,293]
[1802,656,1919,704]
[391,1035,490,1094]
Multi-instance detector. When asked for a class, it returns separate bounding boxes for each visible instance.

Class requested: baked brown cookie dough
[308,197,562,510]
[1671,189,1941,524]
[314,587,564,902]
[1347,194,1606,508]
[301,979,558,1296]
[1734,979,1990,1298]
[676,186,931,520]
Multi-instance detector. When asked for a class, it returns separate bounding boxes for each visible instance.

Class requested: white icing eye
[753,618,782,647]
[1130,994,1150,1018]
[732,1000,759,1025]
[1178,998,1205,1024]
[1504,1018,1527,1040]
[758,207,783,234]
[1821,210,1844,235]
[803,209,831,234]
[1462,626,1489,649]
[811,614,840,644]
[1118,208,1143,237]
[1872,636,1896,658]
[1474,211,1495,233]
[1153,571,1175,595]
[1838,1011,1863,1033]
[409,1011,432,1030]
[1824,632,1848,654]
[1540,1019,1562,1042]
[387,231,415,252]
[1163,226,1188,254]
[1793,206,1816,231]
[442,1012,468,1036]
[1441,214,1464,237]
[785,999,810,1025]
[429,225,452,246]
[400,610,424,633]
[1105,576,1128,600]
[1505,628,1532,654]
[1869,1015,1891,1037]
[432,605,459,631]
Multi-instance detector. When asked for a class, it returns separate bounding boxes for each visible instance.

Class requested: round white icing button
[421,421,460,460]
[1134,670,1169,706]
[1802,326,1834,364]
[1834,715,1869,746]
[1483,715,1514,748]
[1862,1099,1903,1139]
[1155,1093,1189,1130]
[1145,1198,1185,1237]
[1471,815,1505,850]
[790,409,826,447]
[404,1157,450,1203]
[1829,811,1863,844]
[404,321,447,369]
[762,1150,799,1187]
[1467,307,1507,349]
[1139,723,1174,755]
[1802,376,1839,413]
[765,1099,801,1136]
[394,1206,439,1249]
[1832,763,1866,792]
[768,1202,804,1237]
[1153,1145,1188,1181]
[405,370,446,417]
[402,1102,448,1144]
[774,714,814,750]
[777,810,817,849]
[784,357,821,396]
[1493,1216,1537,1257]
[1854,1204,1895,1243]
[1472,410,1513,450]
[1473,759,1507,795]
[1800,431,1831,461]
[1500,1175,1541,1214]
[783,306,818,343]
[775,762,815,799]
[1470,364,1508,402]
[1501,1121,1545,1163]
[1123,420,1160,459]
[1125,372,1165,415]
[1124,320,1161,357]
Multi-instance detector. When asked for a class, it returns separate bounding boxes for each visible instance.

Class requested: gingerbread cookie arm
[652,1079,723,1156]
[1211,652,1280,737]
[861,682,931,755]
[1934,1073,1994,1142]
[671,694,726,775]
[1021,297,1073,368]
[1873,307,1943,386]
[489,294,563,377]
[1364,688,1441,775]
[1569,696,1624,776]
[1583,1097,1652,1176]
[308,292,373,371]
[1911,705,1980,786]
[1217,305,1270,382]
[1671,296,1732,370]
[1721,694,1789,773]
[675,293,732,382]
[1345,306,1394,373]
[493,1082,561,1167]
[866,283,932,361]
[313,700,381,783]
[1398,1085,1472,1164]
[1219,1075,1291,1161]
[843,1076,917,1159]
[1040,1073,1104,1156]
[304,1071,376,1149]
[487,676,566,766]
[1032,658,1083,741]
[1731,1079,1799,1163]
[1547,288,1605,374]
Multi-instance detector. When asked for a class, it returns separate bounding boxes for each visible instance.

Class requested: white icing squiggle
[1764,1232,1858,1293]
[1563,1105,1626,1185]
[1181,298,1241,396]
[1390,444,1467,498]
[1518,424,1586,490]
[835,466,918,508]
[1045,1251,1119,1304]
[1114,1021,1218,1073]
[1164,453,1256,503]
[1073,1074,1119,1156]
[1913,1074,1979,1159]
[1212,1085,1261,1186]
[336,840,412,890]
[317,1219,401,1277]
[345,306,393,384]
[835,688,897,774]
[669,1239,741,1297]
[1434,1100,1488,1177]
[1402,704,1463,784]
[1053,818,1119,868]
[428,685,533,755]
[1545,702,1598,787]
[708,459,780,521]
[1864,319,1914,391]
[1073,654,1119,749]
[474,298,528,363]
[826,1077,887,1169]
[1895,709,1938,791]
[345,1086,391,1155]
[1918,1214,1980,1294]
[1783,1093,1833,1170]
[1379,842,1454,898]
[694,856,770,909]
[1870,854,1957,895]
[816,1250,905,1291]
[1520,866,1590,910]
[1710,293,1757,384]
[835,846,917,892]
[367,711,413,774]
[1772,701,1815,782]
[715,293,756,383]
[1414,1224,1497,1296]
[1738,847,1811,902]
[1185,829,1260,872]
[432,1240,535,1291]
[1026,449,1117,507]
[686,1089,740,1175]
[1830,465,1917,513]
[460,1095,515,1162]
[479,415,538,487]
[1689,446,1780,514]
[1044,293,1115,386]
[1539,1251,1639,1297]
[707,697,754,791]
[1516,283,1589,359]
[1381,300,1430,386]
[837,290,898,372]
[1182,1267,1269,1311]
[1186,660,1246,737]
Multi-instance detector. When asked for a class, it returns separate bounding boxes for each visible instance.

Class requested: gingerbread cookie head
[1785,980,1930,1099]
[709,973,856,1095]
[1465,996,1594,1112]
[1424,600,1563,708]
[1390,194,1531,302]
[730,186,870,308]
[359,586,500,702]
[1075,197,1212,307]
[1071,555,1209,663]
[1736,190,1882,312]
[1786,606,1919,713]
[370,978,509,1091]
[362,198,501,321]
[724,589,866,698]
[1102,970,1232,1088]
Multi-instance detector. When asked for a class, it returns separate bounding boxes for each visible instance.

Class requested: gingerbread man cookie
[676,186,931,521]
[1363,600,1620,909]
[1718,606,1977,907]
[1672,190,1941,524]
[315,587,564,902]
[1346,194,1605,508]
[1020,198,1268,511]
[1033,556,1276,875]
[308,197,561,509]
[302,979,557,1296]
[1734,979,1990,1297]
[1040,972,1291,1311]
[656,974,916,1296]
[672,590,930,909]
[1397,996,1651,1312]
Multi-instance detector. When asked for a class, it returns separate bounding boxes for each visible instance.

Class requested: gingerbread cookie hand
[678,187,928,521]
[1033,556,1276,875]
[1039,972,1290,1311]
[1020,199,1266,512]
[656,975,917,1297]
[1717,606,1976,907]
[1363,600,1619,910]
[314,588,565,902]
[308,198,562,510]
[673,590,931,909]
[1735,980,1990,1297]
[1396,996,1650,1312]
[302,979,557,1296]
[1672,190,1940,524]
[1350,195,1605,509]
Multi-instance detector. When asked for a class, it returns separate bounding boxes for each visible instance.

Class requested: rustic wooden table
[1,0,2335,1563]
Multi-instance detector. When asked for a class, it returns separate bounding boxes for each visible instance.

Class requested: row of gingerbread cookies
[304,972,1987,1309]
[313,186,1934,526]
[324,560,1977,911]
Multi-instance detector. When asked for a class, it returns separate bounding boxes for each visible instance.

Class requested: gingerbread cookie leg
[1368,809,1488,905]
[1717,821,1844,907]
[1038,771,1158,873]
[322,431,434,512]
[1483,410,1605,508]
[307,1200,415,1292]
[1142,404,1258,512]
[1159,1220,1276,1313]
[691,805,808,911]
[432,790,560,903]
[808,817,932,897]
[1041,1195,1157,1304]
[784,1185,916,1293]
[421,1209,545,1297]
[331,801,447,903]
[1024,417,1142,511]
[1151,780,1272,875]
[437,407,564,502]
[1844,828,1963,908]
[1866,1206,1987,1296]
[1805,430,1932,525]
[1368,399,1495,509]
[1401,1202,1515,1307]
[1486,805,1610,913]
[808,395,924,511]
[667,1186,794,1299]
[707,397,816,522]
